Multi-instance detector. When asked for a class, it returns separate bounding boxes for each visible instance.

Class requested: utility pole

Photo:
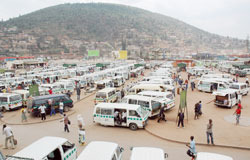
[246,34,249,54]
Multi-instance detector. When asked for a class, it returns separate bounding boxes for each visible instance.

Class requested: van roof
[77,141,118,160]
[33,94,66,100]
[231,82,247,86]
[130,147,165,160]
[138,91,172,96]
[213,89,238,96]
[95,103,141,110]
[12,90,29,94]
[197,152,233,160]
[97,88,116,93]
[0,93,20,97]
[124,95,158,101]
[13,136,68,160]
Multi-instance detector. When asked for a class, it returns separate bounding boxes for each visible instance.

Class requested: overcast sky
[0,0,249,39]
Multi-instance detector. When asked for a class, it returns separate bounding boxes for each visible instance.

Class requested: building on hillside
[6,60,47,69]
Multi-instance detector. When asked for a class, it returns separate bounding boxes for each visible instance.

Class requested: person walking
[21,106,27,122]
[59,101,64,116]
[246,78,249,87]
[49,99,55,116]
[3,124,15,149]
[206,119,214,145]
[177,111,185,128]
[158,107,167,123]
[62,114,70,132]
[233,105,242,125]
[194,103,199,120]
[76,87,81,101]
[48,87,52,94]
[39,104,46,121]
[191,81,195,91]
[186,136,196,160]
[77,114,86,146]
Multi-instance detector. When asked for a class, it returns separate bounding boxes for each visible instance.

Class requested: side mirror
[164,153,168,159]
[120,147,124,152]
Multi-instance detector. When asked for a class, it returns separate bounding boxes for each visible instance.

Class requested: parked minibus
[77,141,124,160]
[128,84,174,95]
[121,95,162,117]
[96,79,114,89]
[40,83,61,94]
[197,79,228,92]
[31,94,74,116]
[130,147,167,160]
[196,152,233,160]
[12,90,30,106]
[213,89,241,108]
[137,91,175,110]
[93,103,148,130]
[112,76,125,87]
[6,136,77,160]
[94,88,117,104]
[229,83,249,96]
[54,81,74,93]
[0,93,22,111]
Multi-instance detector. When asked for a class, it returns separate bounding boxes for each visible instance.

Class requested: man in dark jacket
[157,107,166,123]
[178,111,185,128]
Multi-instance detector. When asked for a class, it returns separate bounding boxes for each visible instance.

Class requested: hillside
[0,3,246,57]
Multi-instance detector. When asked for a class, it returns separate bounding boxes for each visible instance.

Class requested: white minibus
[213,89,242,108]
[122,95,162,117]
[137,91,175,110]
[229,83,248,96]
[196,152,233,160]
[128,84,174,95]
[94,88,117,104]
[77,141,124,160]
[93,103,148,130]
[0,93,22,111]
[130,147,167,160]
[7,136,76,160]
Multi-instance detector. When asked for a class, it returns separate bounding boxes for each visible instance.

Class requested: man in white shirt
[59,101,64,115]
[39,104,47,121]
[3,124,15,149]
[122,111,127,123]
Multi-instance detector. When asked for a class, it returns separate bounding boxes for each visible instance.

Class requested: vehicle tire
[2,107,6,113]
[129,123,138,131]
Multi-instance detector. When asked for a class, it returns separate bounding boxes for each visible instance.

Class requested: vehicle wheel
[2,107,6,113]
[129,123,138,131]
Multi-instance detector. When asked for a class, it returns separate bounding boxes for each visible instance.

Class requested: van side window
[138,100,149,108]
[96,107,101,114]
[128,99,137,104]
[101,109,112,115]
[0,97,7,103]
[108,92,113,97]
[62,141,74,153]
[129,110,140,117]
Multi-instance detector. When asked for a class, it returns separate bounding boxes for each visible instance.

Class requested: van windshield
[0,97,7,103]
[96,92,106,99]
[10,95,21,102]
[166,94,173,100]
[137,107,148,118]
